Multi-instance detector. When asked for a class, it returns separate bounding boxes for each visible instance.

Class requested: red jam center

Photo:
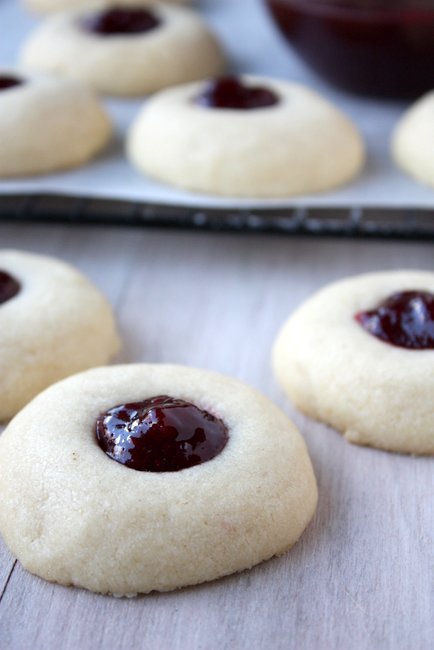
[96,395,229,472]
[196,76,279,110]
[355,291,434,349]
[0,75,23,92]
[82,8,160,36]
[0,271,20,304]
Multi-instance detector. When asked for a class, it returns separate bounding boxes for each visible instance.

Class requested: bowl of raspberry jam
[265,0,434,99]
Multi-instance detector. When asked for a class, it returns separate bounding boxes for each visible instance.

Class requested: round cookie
[20,5,224,97]
[126,75,365,198]
[24,0,191,14]
[392,91,434,189]
[0,250,121,421]
[273,271,434,455]
[0,70,111,177]
[0,364,318,595]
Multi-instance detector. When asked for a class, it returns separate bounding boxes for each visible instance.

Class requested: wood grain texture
[0,225,433,650]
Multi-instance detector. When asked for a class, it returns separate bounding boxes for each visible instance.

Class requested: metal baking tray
[1,194,433,240]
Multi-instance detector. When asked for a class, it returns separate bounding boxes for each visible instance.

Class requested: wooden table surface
[0,224,433,650]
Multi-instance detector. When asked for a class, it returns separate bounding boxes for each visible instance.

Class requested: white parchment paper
[1,0,434,209]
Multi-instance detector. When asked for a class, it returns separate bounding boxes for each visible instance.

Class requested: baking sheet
[1,0,434,209]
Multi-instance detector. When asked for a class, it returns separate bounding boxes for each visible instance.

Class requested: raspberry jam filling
[96,395,229,472]
[266,0,434,99]
[355,290,434,349]
[0,75,23,91]
[81,8,160,36]
[0,271,20,304]
[196,76,279,110]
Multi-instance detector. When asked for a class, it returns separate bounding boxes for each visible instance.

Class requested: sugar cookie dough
[393,91,434,189]
[0,364,318,595]
[24,0,191,14]
[273,271,434,455]
[127,75,365,197]
[0,250,121,421]
[0,70,111,176]
[20,5,224,97]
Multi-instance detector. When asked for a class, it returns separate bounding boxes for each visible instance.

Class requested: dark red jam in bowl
[355,291,434,349]
[96,395,229,472]
[81,8,160,36]
[196,76,279,110]
[265,0,434,99]
[0,75,23,92]
[0,271,20,304]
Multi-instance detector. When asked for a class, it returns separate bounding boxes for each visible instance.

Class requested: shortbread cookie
[0,364,318,595]
[24,0,191,14]
[20,5,224,97]
[273,271,434,455]
[393,91,434,189]
[127,75,365,197]
[0,250,121,421]
[0,70,111,176]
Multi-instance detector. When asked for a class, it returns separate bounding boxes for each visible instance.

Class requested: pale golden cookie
[393,90,434,189]
[0,69,111,177]
[0,364,318,595]
[20,5,224,97]
[273,271,434,455]
[127,75,365,197]
[24,0,192,13]
[0,250,121,421]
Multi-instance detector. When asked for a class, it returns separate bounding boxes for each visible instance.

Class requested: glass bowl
[265,0,434,99]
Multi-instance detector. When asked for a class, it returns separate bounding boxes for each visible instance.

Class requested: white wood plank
[0,227,433,649]
[0,532,15,598]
